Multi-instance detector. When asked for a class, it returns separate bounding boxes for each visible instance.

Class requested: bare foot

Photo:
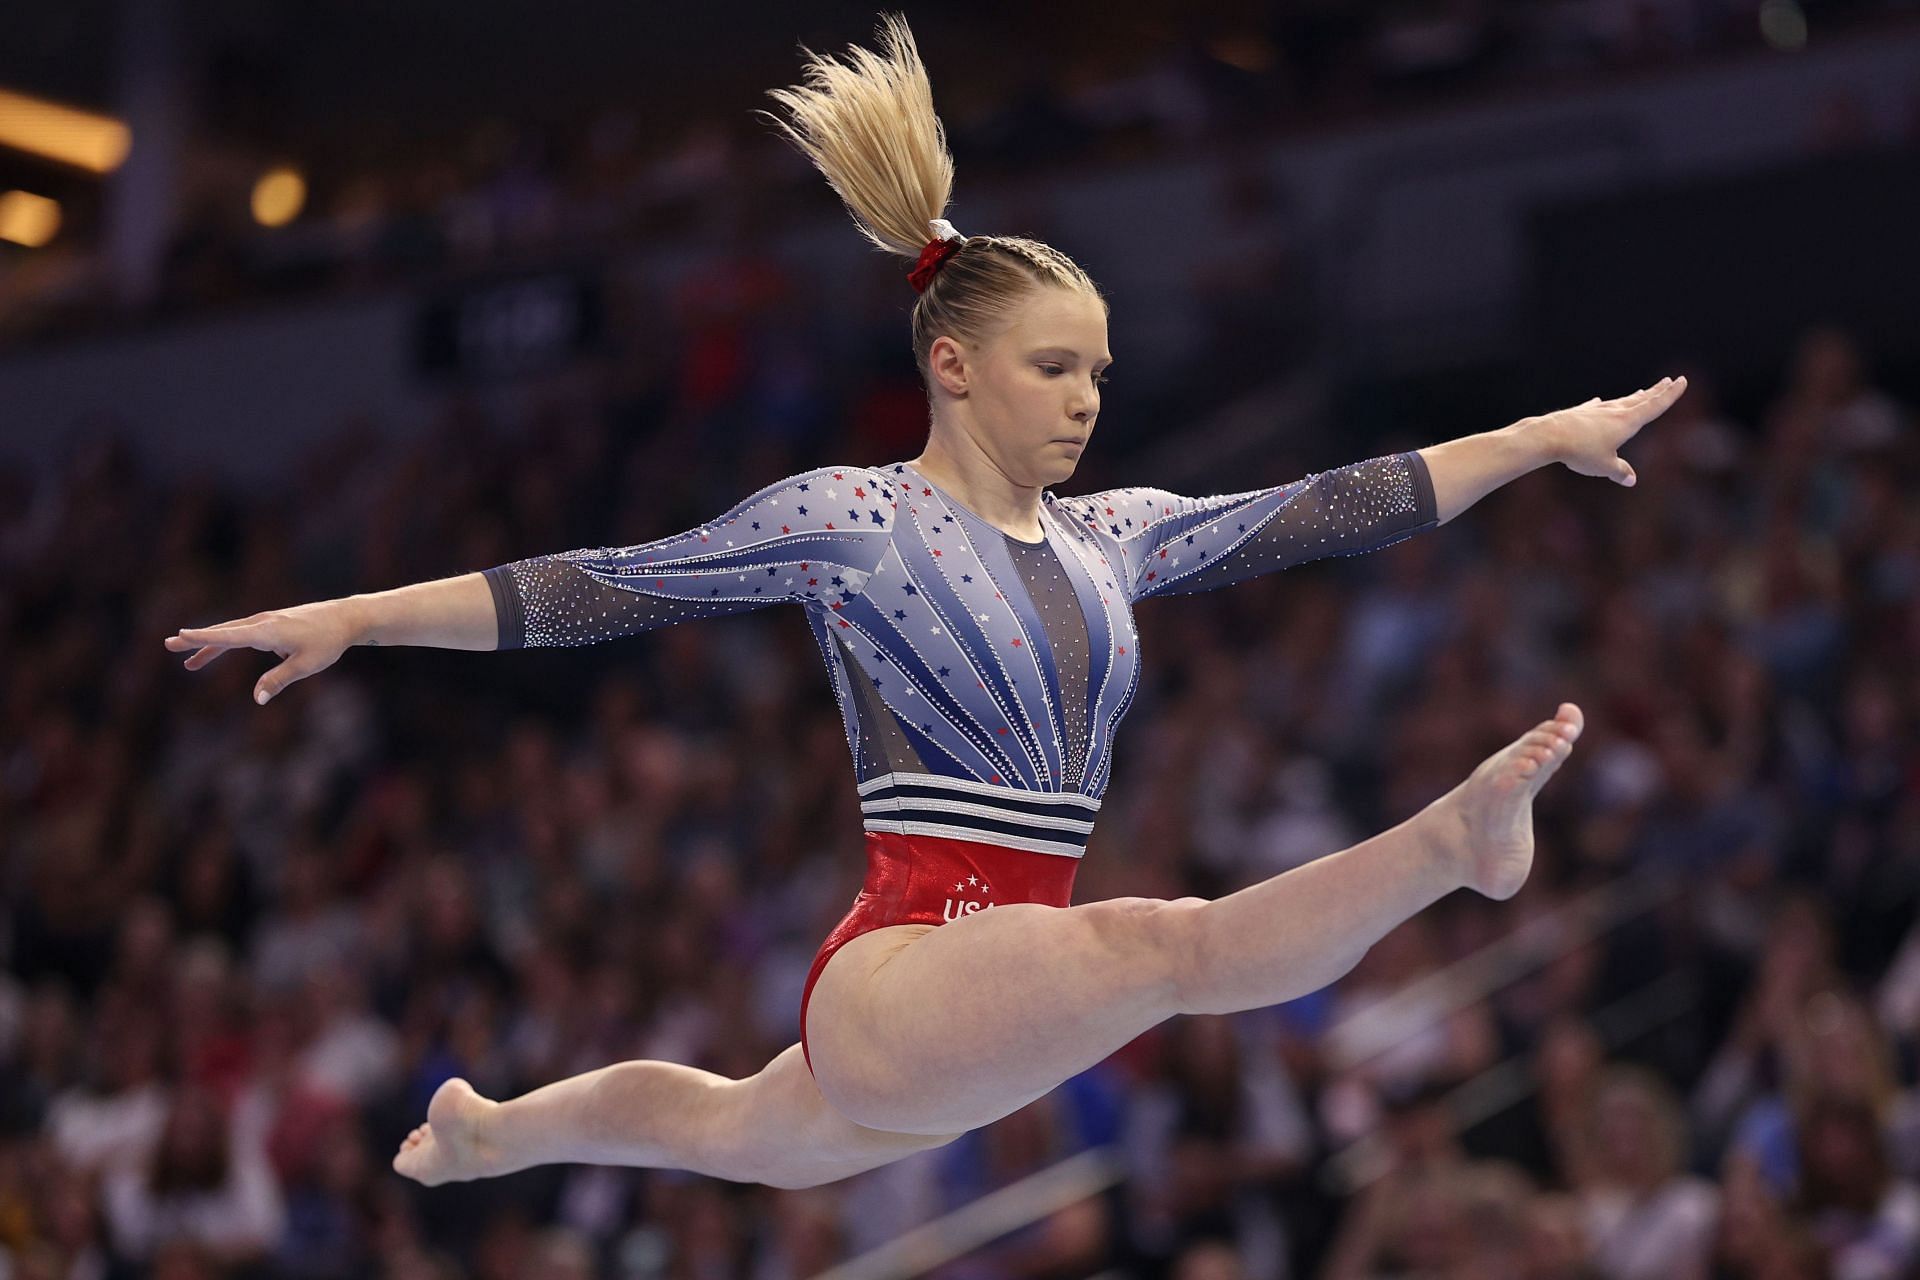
[1434,703,1584,900]
[391,1077,502,1186]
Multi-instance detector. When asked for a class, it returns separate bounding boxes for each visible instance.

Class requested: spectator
[99,1082,285,1265]
[1574,1066,1718,1280]
[1792,1091,1920,1280]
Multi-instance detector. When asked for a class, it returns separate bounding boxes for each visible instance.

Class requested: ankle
[464,1096,515,1174]
[1414,792,1473,893]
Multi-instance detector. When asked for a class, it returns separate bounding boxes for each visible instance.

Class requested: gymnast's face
[932,286,1111,486]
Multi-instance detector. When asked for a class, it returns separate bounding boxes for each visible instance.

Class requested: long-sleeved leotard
[484,452,1437,1071]
[483,452,1437,857]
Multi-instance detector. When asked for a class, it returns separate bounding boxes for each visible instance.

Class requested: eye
[1039,364,1110,388]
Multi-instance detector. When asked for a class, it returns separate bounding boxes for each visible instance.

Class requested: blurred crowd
[2,207,1918,1280]
[4,0,1917,346]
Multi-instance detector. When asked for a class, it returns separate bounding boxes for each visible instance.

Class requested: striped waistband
[856,771,1100,859]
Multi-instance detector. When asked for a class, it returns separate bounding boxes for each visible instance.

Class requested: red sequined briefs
[799,830,1080,1075]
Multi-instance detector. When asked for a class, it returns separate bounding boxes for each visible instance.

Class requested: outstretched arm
[1420,375,1687,524]
[1057,450,1438,602]
[1419,425,1555,527]
[483,463,896,649]
[166,463,898,703]
[1062,376,1690,603]
[165,577,496,706]
[347,573,498,649]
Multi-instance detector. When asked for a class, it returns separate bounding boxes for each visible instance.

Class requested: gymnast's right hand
[163,599,358,705]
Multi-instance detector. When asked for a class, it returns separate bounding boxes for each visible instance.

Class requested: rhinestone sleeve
[1055,451,1437,603]
[482,464,898,648]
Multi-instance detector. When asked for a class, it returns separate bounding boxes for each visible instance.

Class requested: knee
[1159,896,1215,1009]
[1087,895,1208,1011]
[766,1128,964,1191]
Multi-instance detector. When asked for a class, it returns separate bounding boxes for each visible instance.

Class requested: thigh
[804,896,1197,1136]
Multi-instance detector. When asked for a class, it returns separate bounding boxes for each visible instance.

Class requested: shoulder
[730,464,898,527]
[803,463,897,501]
[1046,489,1105,537]
[813,464,899,528]
[1050,484,1195,535]
[1046,485,1161,517]
[747,463,894,501]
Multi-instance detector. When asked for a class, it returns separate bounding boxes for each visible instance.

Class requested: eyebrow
[1030,348,1114,367]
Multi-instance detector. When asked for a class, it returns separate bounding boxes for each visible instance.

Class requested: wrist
[1512,416,1568,468]
[338,594,377,646]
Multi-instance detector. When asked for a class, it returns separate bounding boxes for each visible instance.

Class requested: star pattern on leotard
[490,453,1437,824]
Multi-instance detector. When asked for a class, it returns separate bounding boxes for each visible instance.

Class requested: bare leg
[392,1042,961,1191]
[805,705,1584,1135]
[1176,703,1580,1014]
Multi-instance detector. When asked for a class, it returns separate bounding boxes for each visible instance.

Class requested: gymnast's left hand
[1526,375,1688,487]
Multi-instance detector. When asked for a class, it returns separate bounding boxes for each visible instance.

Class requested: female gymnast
[164,15,1687,1192]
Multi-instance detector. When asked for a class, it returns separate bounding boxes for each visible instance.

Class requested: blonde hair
[1784,989,1898,1121]
[1587,1064,1689,1182]
[760,13,1105,382]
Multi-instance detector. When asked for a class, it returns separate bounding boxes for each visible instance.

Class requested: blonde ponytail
[762,13,1105,381]
[759,13,953,259]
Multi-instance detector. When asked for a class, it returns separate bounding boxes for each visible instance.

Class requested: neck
[908,423,1046,541]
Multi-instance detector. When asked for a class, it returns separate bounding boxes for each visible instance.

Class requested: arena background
[3,3,1919,1277]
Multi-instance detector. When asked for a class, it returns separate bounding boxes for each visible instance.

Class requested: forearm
[1417,420,1560,525]
[343,572,499,651]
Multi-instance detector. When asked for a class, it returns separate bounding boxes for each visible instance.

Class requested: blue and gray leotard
[483,454,1437,858]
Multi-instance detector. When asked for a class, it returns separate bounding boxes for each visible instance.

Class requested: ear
[927,334,969,398]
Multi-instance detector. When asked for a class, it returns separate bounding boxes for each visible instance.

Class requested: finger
[1634,377,1689,424]
[1611,377,1676,408]
[183,645,223,670]
[1652,376,1688,406]
[176,624,271,651]
[178,640,240,666]
[170,613,265,639]
[1614,457,1637,486]
[255,655,316,705]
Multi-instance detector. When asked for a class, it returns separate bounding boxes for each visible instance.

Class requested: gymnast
[165,14,1686,1191]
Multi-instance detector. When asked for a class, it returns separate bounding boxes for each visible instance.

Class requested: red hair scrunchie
[908,235,961,293]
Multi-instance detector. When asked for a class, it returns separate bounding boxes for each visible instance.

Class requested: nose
[1069,377,1099,423]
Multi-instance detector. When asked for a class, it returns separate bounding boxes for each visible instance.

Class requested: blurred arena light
[1759,0,1810,51]
[1206,35,1277,74]
[251,166,307,227]
[0,190,61,247]
[0,87,131,173]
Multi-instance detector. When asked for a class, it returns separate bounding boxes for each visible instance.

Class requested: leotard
[483,452,1438,1072]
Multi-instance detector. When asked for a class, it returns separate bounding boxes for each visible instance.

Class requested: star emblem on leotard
[507,456,1432,847]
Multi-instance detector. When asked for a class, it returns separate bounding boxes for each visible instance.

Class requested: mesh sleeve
[1054,451,1437,603]
[482,464,898,648]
